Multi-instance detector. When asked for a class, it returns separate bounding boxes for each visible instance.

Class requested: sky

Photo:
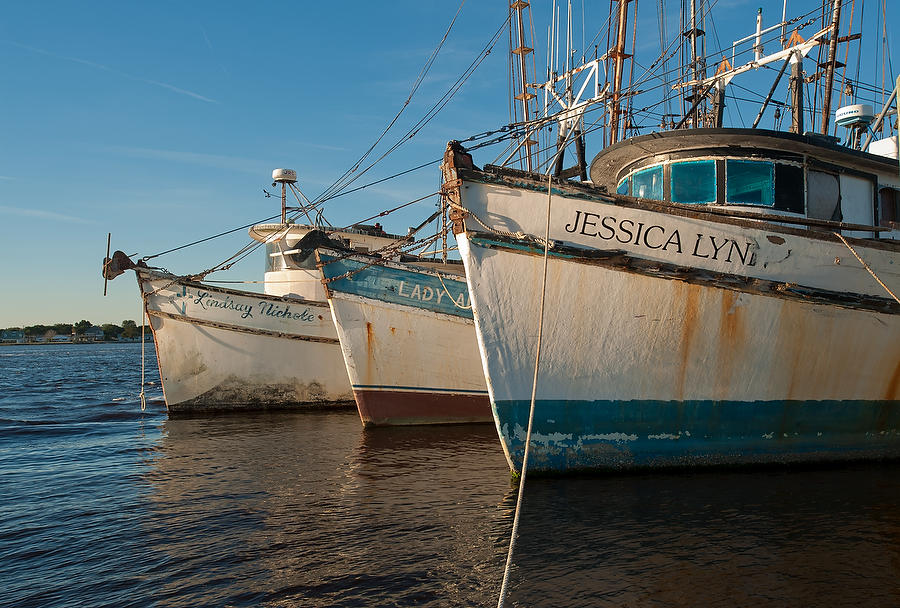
[0,0,896,328]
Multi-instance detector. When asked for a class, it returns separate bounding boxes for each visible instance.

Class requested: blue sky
[1,1,895,327]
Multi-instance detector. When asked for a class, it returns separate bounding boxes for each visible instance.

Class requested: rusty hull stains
[675,283,701,401]
[714,290,745,400]
[887,359,900,401]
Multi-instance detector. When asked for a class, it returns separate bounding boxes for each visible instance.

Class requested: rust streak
[365,322,375,362]
[675,284,701,400]
[778,302,804,401]
[886,359,900,400]
[714,291,743,399]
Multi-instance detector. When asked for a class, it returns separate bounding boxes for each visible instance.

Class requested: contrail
[4,40,218,103]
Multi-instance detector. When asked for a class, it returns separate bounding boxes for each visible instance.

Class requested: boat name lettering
[258,302,316,321]
[192,291,254,319]
[398,280,469,308]
[564,210,757,267]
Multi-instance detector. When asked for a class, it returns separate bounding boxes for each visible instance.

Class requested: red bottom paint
[355,389,492,426]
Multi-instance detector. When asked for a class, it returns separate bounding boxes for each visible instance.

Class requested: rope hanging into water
[497,173,555,608]
[139,295,147,412]
[833,231,900,304]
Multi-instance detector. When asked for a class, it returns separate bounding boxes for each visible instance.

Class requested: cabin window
[632,165,664,200]
[879,188,899,226]
[616,177,629,195]
[726,160,774,207]
[265,243,279,272]
[807,170,842,222]
[284,249,318,269]
[670,160,716,204]
[773,164,805,213]
[266,243,317,271]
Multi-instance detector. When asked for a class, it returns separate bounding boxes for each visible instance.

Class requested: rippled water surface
[1,343,899,607]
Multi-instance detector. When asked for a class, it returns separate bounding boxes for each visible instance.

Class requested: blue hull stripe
[318,253,472,319]
[494,399,900,473]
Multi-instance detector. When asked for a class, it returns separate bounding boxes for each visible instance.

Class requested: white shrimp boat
[443,1,900,473]
[104,171,402,412]
[316,244,491,426]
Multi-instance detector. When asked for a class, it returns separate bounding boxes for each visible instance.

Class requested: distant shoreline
[0,340,152,347]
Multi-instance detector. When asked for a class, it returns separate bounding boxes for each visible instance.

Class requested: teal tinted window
[632,165,663,200]
[670,160,716,204]
[727,159,774,206]
[616,178,629,195]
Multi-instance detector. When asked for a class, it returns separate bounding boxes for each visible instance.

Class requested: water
[2,343,899,607]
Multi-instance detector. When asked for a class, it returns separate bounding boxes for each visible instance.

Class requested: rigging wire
[140,213,282,262]
[316,0,469,204]
[316,13,512,205]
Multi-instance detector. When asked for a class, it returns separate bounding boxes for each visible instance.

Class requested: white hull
[446,158,900,472]
[317,250,491,425]
[137,269,352,411]
[460,230,900,399]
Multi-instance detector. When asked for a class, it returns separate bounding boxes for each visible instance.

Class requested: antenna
[271,168,297,225]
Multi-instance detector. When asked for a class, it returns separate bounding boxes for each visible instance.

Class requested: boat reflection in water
[140,408,900,606]
[141,409,511,607]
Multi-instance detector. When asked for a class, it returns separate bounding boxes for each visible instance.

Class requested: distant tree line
[1,320,151,341]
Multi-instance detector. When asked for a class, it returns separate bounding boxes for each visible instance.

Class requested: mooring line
[497,172,554,608]
[833,231,900,304]
[139,295,147,412]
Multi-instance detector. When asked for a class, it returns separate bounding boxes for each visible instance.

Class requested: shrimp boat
[315,239,492,426]
[103,169,402,412]
[444,1,900,473]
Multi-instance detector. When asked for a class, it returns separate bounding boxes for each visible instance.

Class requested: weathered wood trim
[135,268,331,308]
[467,231,900,316]
[145,309,340,344]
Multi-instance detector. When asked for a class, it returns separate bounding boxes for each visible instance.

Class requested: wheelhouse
[592,129,900,239]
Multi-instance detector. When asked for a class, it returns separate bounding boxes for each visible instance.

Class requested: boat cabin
[590,129,900,240]
[248,223,402,300]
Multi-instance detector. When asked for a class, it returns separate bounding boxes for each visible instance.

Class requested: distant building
[1,330,25,343]
[83,326,105,341]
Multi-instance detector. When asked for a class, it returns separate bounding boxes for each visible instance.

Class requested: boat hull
[317,251,492,426]
[449,168,900,474]
[137,269,353,412]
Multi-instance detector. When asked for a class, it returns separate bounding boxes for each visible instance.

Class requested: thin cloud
[4,40,218,104]
[200,26,214,50]
[107,145,269,175]
[0,205,94,224]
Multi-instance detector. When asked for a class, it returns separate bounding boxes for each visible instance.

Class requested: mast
[608,0,632,145]
[790,49,805,134]
[819,0,842,134]
[511,1,538,171]
[681,0,706,127]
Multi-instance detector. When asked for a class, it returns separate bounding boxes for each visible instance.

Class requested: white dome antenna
[271,168,298,224]
[835,105,875,149]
